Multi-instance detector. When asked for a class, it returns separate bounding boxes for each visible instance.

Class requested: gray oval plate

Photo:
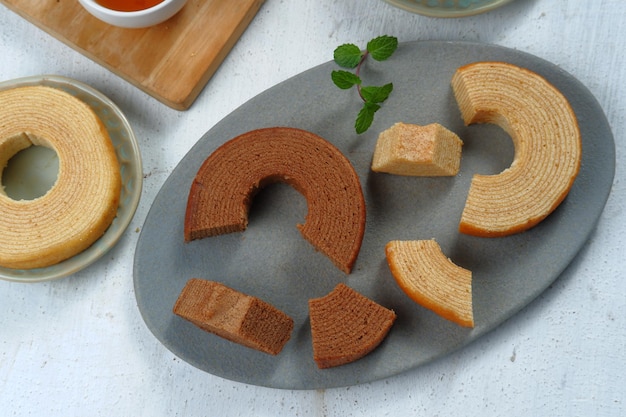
[134,41,615,389]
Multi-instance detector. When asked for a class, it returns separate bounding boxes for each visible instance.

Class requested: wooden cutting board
[0,0,266,110]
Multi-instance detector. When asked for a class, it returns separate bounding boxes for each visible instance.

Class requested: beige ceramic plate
[384,0,515,17]
[0,75,142,282]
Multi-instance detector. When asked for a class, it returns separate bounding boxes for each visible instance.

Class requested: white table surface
[1,0,624,415]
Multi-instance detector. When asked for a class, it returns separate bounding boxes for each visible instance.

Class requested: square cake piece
[173,278,294,355]
[371,122,463,176]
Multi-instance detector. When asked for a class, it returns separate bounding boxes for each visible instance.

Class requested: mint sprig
[331,35,398,134]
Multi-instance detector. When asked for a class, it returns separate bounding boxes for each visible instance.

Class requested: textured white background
[1,0,624,416]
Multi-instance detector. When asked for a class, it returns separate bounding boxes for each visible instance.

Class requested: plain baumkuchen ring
[184,127,366,274]
[0,86,121,269]
[451,62,582,237]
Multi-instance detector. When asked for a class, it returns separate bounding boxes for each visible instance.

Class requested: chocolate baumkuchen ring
[0,86,121,269]
[184,127,366,274]
[452,62,582,237]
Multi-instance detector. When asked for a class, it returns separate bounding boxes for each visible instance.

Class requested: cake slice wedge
[385,239,474,328]
[309,283,396,369]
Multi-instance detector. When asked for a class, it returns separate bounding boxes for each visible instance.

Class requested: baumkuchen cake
[184,127,366,274]
[385,239,473,328]
[371,122,463,176]
[0,86,121,269]
[173,278,294,355]
[451,61,581,237]
[308,283,396,368]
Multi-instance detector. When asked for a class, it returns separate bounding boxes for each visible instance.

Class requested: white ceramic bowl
[78,0,187,29]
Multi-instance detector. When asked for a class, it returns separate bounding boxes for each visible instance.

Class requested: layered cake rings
[0,86,121,269]
[385,240,473,328]
[452,62,582,237]
[174,279,294,355]
[184,127,366,274]
[309,283,396,368]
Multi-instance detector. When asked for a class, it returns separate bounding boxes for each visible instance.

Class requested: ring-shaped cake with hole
[0,86,121,269]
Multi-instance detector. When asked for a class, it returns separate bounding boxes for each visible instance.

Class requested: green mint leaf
[355,102,381,134]
[331,36,398,134]
[366,35,398,61]
[331,70,362,89]
[360,83,393,104]
[334,43,363,68]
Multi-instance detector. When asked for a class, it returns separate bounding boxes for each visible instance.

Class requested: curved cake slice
[451,61,581,237]
[385,240,473,328]
[309,283,396,369]
[184,127,366,274]
[173,279,294,355]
